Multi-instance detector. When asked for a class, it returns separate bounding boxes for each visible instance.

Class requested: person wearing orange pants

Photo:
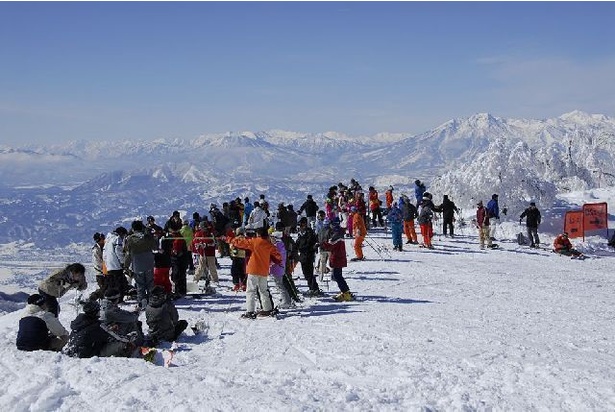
[400,194,418,244]
[351,208,366,260]
[417,199,434,249]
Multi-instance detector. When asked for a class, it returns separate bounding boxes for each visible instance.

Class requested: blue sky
[1,2,615,145]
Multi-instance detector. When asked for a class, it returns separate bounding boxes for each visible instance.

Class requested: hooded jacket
[145,293,179,342]
[231,236,282,276]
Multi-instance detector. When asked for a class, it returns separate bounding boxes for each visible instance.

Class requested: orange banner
[582,202,608,231]
[564,210,584,239]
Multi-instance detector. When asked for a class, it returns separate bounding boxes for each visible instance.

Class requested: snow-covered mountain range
[1,110,614,247]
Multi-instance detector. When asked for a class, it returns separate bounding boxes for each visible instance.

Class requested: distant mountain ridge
[1,110,614,247]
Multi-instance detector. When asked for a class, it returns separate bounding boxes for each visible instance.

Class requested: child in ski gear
[64,301,115,358]
[192,222,219,283]
[418,197,435,249]
[145,286,188,345]
[231,227,282,318]
[16,294,69,352]
[439,195,459,237]
[124,220,158,309]
[475,201,493,249]
[351,209,367,260]
[486,194,500,240]
[227,227,247,291]
[400,194,418,244]
[553,233,583,257]
[295,217,322,295]
[321,218,353,302]
[368,186,384,228]
[388,202,404,251]
[269,228,293,309]
[38,262,87,317]
[519,202,541,248]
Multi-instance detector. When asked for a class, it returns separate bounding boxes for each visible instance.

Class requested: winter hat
[27,294,46,307]
[492,194,499,200]
[114,226,128,236]
[443,195,449,200]
[82,301,100,315]
[307,194,313,200]
[415,180,421,185]
[389,186,394,191]
[104,288,121,301]
[299,217,308,225]
[147,215,155,222]
[530,202,536,206]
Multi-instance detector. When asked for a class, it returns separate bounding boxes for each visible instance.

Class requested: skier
[192,222,219,284]
[269,227,293,309]
[230,227,282,318]
[439,195,459,237]
[388,202,404,251]
[38,262,88,317]
[16,294,69,352]
[145,285,188,346]
[519,202,542,248]
[476,201,493,249]
[417,196,435,249]
[400,194,418,244]
[553,232,584,258]
[351,206,367,261]
[227,227,247,291]
[486,194,500,241]
[414,180,427,207]
[321,217,354,302]
[295,217,322,296]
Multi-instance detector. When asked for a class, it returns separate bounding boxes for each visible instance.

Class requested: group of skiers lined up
[16,262,187,358]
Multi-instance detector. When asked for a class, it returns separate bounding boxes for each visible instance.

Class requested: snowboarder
[63,301,116,358]
[519,202,542,248]
[553,232,584,258]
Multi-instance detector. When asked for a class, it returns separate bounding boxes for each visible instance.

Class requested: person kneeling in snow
[145,285,188,346]
[16,294,69,352]
[99,288,144,356]
[553,233,583,257]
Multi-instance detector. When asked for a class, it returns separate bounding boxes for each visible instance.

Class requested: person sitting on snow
[100,288,144,354]
[145,286,188,346]
[553,232,583,257]
[63,301,116,358]
[16,294,69,352]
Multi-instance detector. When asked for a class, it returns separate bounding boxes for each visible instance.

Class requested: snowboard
[140,346,175,367]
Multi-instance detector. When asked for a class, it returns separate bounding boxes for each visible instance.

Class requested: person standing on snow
[295,217,322,296]
[400,194,419,244]
[123,220,158,309]
[486,194,500,241]
[439,195,459,237]
[385,186,395,211]
[351,206,367,261]
[417,197,435,249]
[475,201,493,249]
[297,194,319,229]
[414,180,427,207]
[368,186,384,228]
[321,217,354,302]
[519,202,542,248]
[231,227,282,319]
[388,202,404,251]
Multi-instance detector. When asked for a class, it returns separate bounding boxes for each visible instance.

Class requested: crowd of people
[17,177,561,357]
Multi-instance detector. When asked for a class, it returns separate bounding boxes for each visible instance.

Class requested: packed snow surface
[1,216,614,411]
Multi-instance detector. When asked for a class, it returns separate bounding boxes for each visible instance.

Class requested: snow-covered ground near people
[0,188,613,411]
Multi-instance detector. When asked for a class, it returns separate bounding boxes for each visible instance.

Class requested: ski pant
[171,258,188,296]
[331,267,350,293]
[106,269,131,300]
[299,258,320,292]
[195,255,218,282]
[479,225,492,248]
[134,269,154,308]
[527,226,540,246]
[153,267,173,294]
[318,251,330,281]
[371,209,384,227]
[404,220,418,243]
[442,217,455,236]
[272,275,292,307]
[391,223,403,249]
[230,257,246,286]
[246,275,272,313]
[419,223,432,247]
[489,218,499,239]
[354,235,365,259]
